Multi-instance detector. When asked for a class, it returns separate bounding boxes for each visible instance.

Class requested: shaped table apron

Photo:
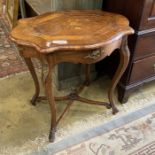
[19,38,122,65]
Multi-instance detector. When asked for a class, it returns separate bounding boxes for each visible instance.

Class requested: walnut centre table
[10,10,134,142]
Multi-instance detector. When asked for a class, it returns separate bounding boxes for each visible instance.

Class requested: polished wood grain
[10,10,133,53]
[10,10,134,142]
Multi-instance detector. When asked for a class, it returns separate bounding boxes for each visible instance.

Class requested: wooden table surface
[10,10,133,53]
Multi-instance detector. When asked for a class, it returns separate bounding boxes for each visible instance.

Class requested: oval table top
[10,10,134,53]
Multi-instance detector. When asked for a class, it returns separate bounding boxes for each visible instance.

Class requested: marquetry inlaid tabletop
[10,10,133,53]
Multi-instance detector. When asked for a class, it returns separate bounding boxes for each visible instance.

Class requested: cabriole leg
[44,58,57,142]
[24,57,40,106]
[108,37,130,114]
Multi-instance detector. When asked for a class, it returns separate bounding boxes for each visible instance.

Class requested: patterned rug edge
[29,101,155,155]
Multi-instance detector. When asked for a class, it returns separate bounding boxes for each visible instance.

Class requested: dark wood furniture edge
[118,75,155,103]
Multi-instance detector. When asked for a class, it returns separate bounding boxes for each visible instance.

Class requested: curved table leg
[108,37,130,114]
[44,58,57,142]
[24,57,40,106]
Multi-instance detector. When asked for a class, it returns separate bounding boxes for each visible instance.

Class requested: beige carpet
[54,107,155,155]
[1,72,155,155]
